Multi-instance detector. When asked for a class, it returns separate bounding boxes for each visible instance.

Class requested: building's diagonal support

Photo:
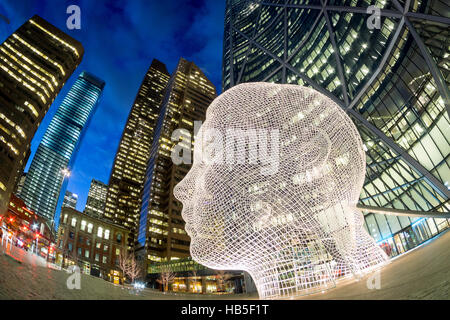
[286,8,324,63]
[231,19,450,201]
[325,6,402,18]
[262,65,283,82]
[236,5,264,84]
[232,25,344,106]
[393,0,450,118]
[260,2,322,10]
[404,18,450,118]
[357,204,450,219]
[349,109,450,199]
[347,17,405,110]
[262,1,450,25]
[405,12,450,25]
[323,5,350,106]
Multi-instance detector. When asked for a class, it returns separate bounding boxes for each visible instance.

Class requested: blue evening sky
[0,1,225,211]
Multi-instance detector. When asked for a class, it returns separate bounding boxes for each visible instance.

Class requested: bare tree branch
[156,264,176,292]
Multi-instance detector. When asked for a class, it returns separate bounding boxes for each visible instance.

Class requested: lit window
[87,223,93,233]
[71,218,77,227]
[63,214,68,224]
[97,227,103,238]
[104,229,110,240]
[81,220,86,231]
[115,248,120,255]
[85,250,90,258]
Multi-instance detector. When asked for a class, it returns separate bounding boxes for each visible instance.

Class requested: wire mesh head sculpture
[174,83,389,299]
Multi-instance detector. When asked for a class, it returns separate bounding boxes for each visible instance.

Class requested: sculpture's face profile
[174,83,370,273]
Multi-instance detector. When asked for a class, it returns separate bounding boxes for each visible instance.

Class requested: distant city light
[61,168,71,177]
[133,282,145,290]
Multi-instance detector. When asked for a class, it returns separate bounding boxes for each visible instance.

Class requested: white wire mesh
[174,83,389,299]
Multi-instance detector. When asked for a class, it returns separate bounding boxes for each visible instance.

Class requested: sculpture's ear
[298,126,331,171]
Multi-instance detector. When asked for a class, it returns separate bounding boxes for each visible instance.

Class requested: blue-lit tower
[20,72,105,229]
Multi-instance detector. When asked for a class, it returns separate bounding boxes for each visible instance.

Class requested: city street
[1,229,449,300]
[0,244,256,300]
[305,229,450,300]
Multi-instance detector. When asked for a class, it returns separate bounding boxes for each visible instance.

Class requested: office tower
[104,59,170,246]
[223,0,450,257]
[84,179,108,219]
[0,15,83,215]
[14,172,27,195]
[137,58,217,265]
[20,72,105,228]
[62,190,78,210]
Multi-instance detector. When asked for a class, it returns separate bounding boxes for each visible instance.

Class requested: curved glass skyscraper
[20,71,105,228]
[223,0,449,256]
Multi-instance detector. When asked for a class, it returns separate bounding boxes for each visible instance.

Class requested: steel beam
[357,204,450,219]
[349,109,450,199]
[347,17,405,110]
[404,18,450,118]
[230,6,450,201]
[323,7,349,106]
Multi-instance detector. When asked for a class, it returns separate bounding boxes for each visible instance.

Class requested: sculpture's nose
[173,179,188,202]
[173,169,196,203]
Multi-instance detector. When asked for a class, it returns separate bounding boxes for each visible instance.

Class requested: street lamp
[61,168,71,178]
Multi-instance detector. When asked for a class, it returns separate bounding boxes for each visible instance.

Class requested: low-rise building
[56,207,129,284]
[147,257,247,294]
[0,194,55,259]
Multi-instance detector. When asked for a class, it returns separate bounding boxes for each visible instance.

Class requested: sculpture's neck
[247,248,336,300]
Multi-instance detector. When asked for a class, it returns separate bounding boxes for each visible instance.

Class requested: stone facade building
[56,207,129,284]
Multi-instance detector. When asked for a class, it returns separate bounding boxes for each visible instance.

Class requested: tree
[118,249,144,285]
[189,269,198,292]
[127,254,143,284]
[157,265,176,292]
[215,270,232,292]
[118,249,132,285]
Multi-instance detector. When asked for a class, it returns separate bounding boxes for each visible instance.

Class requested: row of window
[62,214,123,243]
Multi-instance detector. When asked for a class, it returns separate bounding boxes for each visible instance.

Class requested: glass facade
[137,58,216,263]
[104,59,170,247]
[0,15,83,215]
[20,71,105,228]
[62,190,78,210]
[222,0,450,257]
[84,179,108,219]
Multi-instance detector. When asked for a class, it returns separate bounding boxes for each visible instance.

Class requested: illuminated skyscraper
[0,15,83,214]
[84,179,108,219]
[105,59,170,246]
[62,190,78,210]
[20,71,105,228]
[223,0,450,256]
[137,58,217,265]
